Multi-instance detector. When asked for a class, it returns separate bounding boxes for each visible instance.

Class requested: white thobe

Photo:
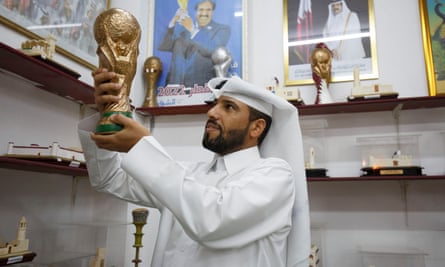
[78,114,295,267]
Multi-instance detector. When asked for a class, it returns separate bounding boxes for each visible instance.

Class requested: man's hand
[90,114,150,152]
[92,68,122,114]
[169,8,189,28]
[179,16,194,33]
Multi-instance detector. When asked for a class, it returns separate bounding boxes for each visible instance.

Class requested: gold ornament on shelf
[21,35,56,60]
[142,56,163,108]
[311,43,334,104]
[93,8,141,134]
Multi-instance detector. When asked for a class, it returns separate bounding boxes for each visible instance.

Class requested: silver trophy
[211,46,232,77]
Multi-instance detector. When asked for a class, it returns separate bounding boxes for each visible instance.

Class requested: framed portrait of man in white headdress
[283,0,378,85]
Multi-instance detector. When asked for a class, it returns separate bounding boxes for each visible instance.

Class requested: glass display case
[361,248,426,267]
[301,119,328,177]
[356,134,422,176]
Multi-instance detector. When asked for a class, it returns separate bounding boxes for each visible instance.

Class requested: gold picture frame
[419,0,445,96]
[283,0,379,85]
[0,0,110,70]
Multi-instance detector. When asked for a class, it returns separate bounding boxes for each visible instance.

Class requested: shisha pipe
[132,208,149,267]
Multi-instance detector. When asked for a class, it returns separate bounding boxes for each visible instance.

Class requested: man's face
[203,96,251,155]
[196,1,214,27]
[331,2,343,15]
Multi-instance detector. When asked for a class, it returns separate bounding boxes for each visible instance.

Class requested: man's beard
[202,120,249,155]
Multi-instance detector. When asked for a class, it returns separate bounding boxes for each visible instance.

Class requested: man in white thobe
[323,0,365,61]
[78,74,310,267]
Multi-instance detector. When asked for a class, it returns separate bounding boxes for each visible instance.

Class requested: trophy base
[95,111,132,134]
[306,168,328,177]
[361,166,423,176]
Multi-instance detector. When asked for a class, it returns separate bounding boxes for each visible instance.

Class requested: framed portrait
[283,0,378,86]
[0,0,110,70]
[151,0,246,106]
[419,0,445,96]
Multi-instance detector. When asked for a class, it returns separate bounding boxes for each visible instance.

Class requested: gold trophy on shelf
[93,8,141,134]
[132,208,149,267]
[142,56,163,108]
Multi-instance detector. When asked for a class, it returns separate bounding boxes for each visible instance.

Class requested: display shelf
[135,95,445,117]
[136,104,210,116]
[307,175,445,182]
[296,95,445,115]
[0,157,88,177]
[0,42,94,105]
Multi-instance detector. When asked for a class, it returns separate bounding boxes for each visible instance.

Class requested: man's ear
[249,118,266,140]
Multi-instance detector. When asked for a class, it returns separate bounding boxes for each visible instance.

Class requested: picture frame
[283,0,378,86]
[419,0,445,96]
[152,0,246,91]
[0,0,110,70]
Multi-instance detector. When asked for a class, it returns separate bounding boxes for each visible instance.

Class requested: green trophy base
[95,111,133,134]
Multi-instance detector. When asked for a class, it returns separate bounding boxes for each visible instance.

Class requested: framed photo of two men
[152,0,245,93]
[283,0,379,86]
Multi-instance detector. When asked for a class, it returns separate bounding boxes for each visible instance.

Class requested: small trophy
[93,8,141,134]
[177,0,188,10]
[142,56,163,108]
[177,0,189,21]
[132,208,149,267]
[211,46,232,78]
[311,43,333,104]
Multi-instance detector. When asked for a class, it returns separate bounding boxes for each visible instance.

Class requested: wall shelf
[0,157,88,177]
[136,95,445,117]
[0,42,94,105]
[2,157,443,181]
[3,37,442,116]
[1,42,444,181]
[295,95,445,115]
[308,175,445,182]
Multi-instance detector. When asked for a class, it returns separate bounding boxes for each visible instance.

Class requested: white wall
[1,0,444,266]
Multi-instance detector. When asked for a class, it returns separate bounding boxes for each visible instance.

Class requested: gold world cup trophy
[93,8,141,134]
[142,56,162,108]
